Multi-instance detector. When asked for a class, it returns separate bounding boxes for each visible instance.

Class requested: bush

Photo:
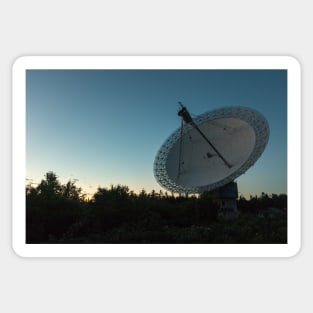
[26,172,287,244]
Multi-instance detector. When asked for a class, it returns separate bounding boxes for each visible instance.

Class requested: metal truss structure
[153,106,270,194]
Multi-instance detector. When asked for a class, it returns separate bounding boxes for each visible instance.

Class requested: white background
[1,1,311,312]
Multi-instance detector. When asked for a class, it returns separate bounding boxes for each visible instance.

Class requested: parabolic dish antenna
[154,105,270,194]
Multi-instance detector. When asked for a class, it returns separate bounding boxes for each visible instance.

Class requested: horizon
[26,170,287,200]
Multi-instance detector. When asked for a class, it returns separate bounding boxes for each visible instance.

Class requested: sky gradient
[26,69,287,198]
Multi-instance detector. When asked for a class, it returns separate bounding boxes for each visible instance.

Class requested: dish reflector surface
[154,106,269,193]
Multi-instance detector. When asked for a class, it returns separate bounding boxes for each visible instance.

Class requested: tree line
[26,171,287,244]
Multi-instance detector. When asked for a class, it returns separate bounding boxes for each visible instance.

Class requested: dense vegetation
[26,172,287,244]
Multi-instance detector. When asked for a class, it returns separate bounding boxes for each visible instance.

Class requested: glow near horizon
[26,69,287,198]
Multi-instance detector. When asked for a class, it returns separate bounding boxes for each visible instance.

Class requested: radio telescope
[153,103,270,217]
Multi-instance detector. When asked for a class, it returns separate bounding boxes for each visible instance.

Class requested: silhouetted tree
[26,171,84,242]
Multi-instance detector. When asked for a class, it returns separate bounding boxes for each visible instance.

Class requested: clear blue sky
[26,69,287,198]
